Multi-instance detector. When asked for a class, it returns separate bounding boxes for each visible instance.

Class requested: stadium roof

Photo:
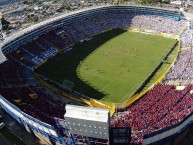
[65,104,109,123]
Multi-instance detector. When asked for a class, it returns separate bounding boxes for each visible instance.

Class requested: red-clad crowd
[0,59,65,126]
[111,84,193,144]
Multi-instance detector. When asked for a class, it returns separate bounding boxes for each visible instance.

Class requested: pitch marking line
[78,67,113,95]
[99,80,113,93]
[118,40,177,103]
[83,69,112,91]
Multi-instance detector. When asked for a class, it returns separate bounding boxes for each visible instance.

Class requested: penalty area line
[99,80,113,93]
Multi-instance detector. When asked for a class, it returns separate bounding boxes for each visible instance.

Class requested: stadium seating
[111,84,193,144]
[0,7,192,145]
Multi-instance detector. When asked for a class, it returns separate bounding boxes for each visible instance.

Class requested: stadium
[0,4,193,145]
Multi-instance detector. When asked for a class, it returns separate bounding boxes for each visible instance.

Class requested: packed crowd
[1,38,59,70]
[3,11,188,70]
[162,18,193,84]
[0,10,190,145]
[163,26,193,83]
[180,28,192,48]
[0,59,65,126]
[46,12,187,50]
[0,58,31,86]
[163,48,193,82]
[111,84,193,144]
[1,10,188,67]
[0,85,65,126]
[21,86,66,126]
[130,14,187,35]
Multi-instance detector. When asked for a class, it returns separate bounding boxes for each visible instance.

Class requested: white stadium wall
[65,105,110,140]
[0,49,6,64]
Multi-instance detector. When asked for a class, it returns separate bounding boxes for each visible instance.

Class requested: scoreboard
[110,127,131,145]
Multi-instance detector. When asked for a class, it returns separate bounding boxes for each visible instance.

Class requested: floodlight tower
[0,12,3,40]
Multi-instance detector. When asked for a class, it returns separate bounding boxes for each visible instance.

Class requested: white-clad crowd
[131,15,187,35]
[163,26,193,82]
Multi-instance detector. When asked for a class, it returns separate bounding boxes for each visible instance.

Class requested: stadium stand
[180,28,192,48]
[163,48,193,83]
[163,22,193,84]
[1,5,193,145]
[111,84,193,144]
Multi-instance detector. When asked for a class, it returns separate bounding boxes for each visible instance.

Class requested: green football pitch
[36,29,177,103]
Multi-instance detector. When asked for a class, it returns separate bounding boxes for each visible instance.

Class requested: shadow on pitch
[36,29,127,100]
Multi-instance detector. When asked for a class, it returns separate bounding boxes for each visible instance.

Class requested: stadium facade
[0,5,192,145]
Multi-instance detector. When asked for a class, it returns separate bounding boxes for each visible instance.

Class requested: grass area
[142,43,179,92]
[36,29,177,103]
[121,43,180,107]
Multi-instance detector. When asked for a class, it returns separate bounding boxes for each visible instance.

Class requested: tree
[1,17,10,31]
